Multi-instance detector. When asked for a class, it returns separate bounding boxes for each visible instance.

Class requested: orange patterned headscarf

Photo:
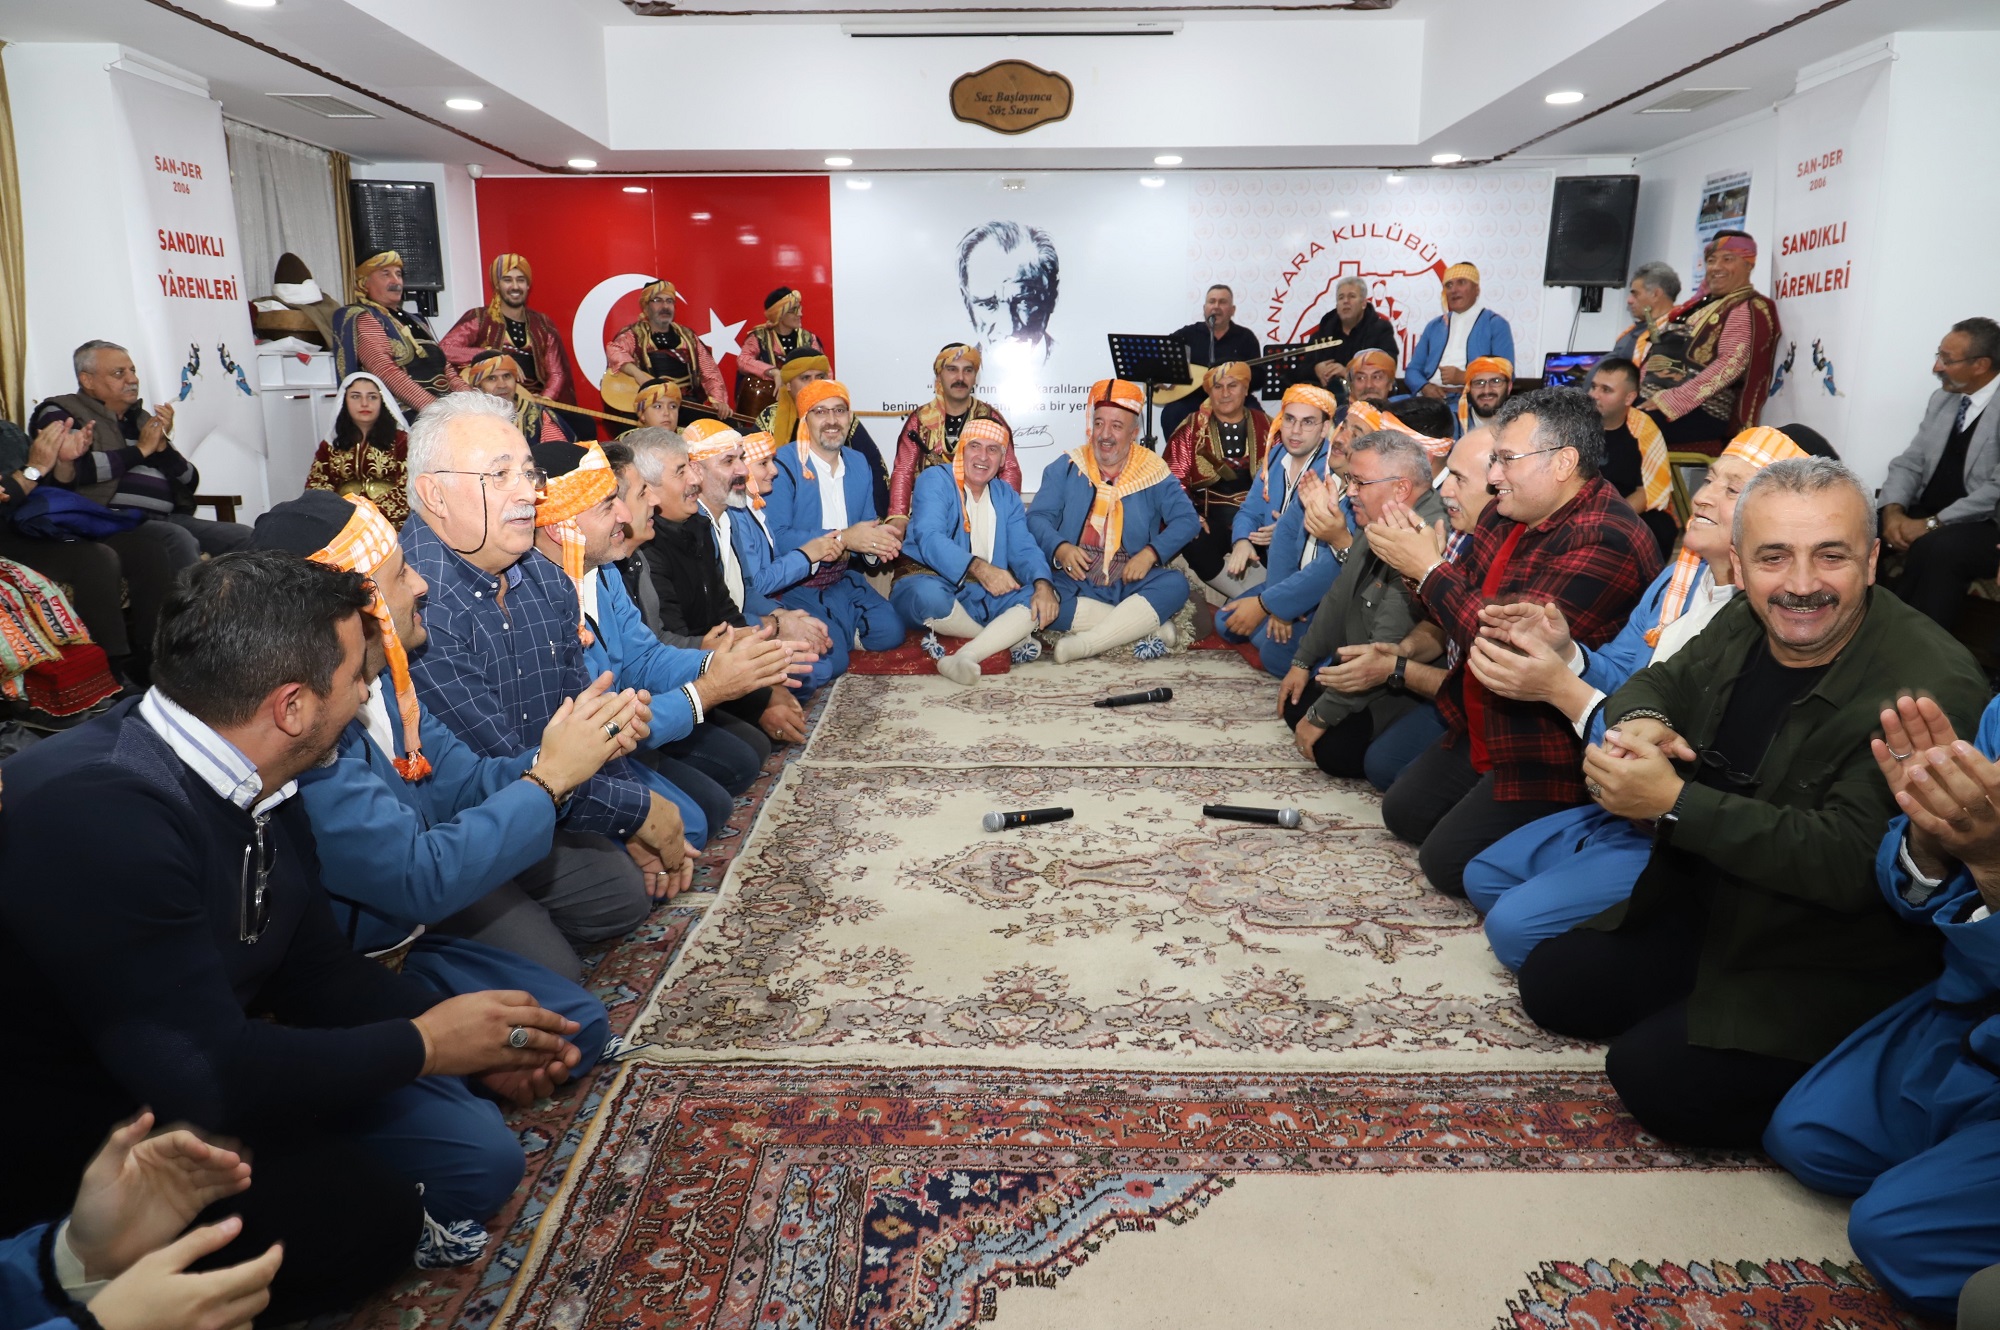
[1644,426,1809,646]
[792,379,851,479]
[485,253,531,321]
[464,351,523,389]
[634,378,681,412]
[307,496,431,781]
[684,418,744,462]
[739,431,777,508]
[1457,355,1515,432]
[534,442,617,645]
[1204,362,1252,393]
[951,417,1010,528]
[1347,348,1397,376]
[1263,384,1338,501]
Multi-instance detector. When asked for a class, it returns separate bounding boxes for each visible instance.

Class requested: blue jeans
[1363,701,1445,792]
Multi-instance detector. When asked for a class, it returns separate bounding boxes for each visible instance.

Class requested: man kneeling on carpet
[0,551,585,1320]
[1027,379,1200,663]
[1516,457,1989,1150]
[893,418,1059,684]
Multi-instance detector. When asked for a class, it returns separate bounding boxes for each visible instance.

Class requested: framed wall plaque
[950,61,1073,135]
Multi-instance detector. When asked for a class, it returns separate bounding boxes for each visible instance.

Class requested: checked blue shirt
[400,516,651,839]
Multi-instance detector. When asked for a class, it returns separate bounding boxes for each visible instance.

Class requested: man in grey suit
[1879,317,2000,629]
[1277,430,1448,777]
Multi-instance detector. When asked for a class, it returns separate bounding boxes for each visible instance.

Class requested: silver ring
[1584,778,1604,799]
[602,721,621,738]
[507,1026,531,1050]
[1889,749,1912,762]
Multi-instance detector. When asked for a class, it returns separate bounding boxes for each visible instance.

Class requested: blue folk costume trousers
[1764,984,2000,1320]
[1050,565,1188,628]
[347,935,609,1223]
[779,569,904,677]
[889,573,1035,630]
[1462,805,1654,971]
[1214,612,1308,677]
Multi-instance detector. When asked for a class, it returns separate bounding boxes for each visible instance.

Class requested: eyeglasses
[1492,445,1567,470]
[1936,352,1982,367]
[1695,749,1759,791]
[1348,474,1406,489]
[239,818,274,943]
[433,465,548,495]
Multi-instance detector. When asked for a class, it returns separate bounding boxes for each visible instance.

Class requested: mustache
[1769,589,1839,611]
[503,502,538,521]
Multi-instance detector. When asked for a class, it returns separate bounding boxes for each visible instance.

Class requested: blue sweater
[0,701,431,1138]
[904,466,1051,587]
[1403,308,1515,396]
[296,674,557,955]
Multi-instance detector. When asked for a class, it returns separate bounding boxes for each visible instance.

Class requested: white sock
[1055,596,1161,663]
[924,604,983,640]
[938,604,1036,685]
[1067,596,1113,633]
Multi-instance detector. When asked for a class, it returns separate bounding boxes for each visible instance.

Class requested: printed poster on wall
[108,69,267,511]
[1764,62,1889,444]
[1691,169,1751,289]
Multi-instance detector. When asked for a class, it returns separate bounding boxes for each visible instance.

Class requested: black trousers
[1378,737,1571,896]
[0,1093,423,1323]
[1180,499,1258,584]
[1892,518,2000,631]
[1282,683,1375,779]
[1517,902,1814,1150]
[0,520,199,675]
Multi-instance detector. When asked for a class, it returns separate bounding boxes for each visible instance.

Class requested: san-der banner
[108,68,267,510]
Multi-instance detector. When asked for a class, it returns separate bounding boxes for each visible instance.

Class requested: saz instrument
[1147,335,1348,406]
[597,370,759,428]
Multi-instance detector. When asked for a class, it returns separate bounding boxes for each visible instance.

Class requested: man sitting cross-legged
[1766,693,2000,1323]
[1278,429,1448,778]
[1517,457,1989,1149]
[1027,379,1200,663]
[1214,384,1344,676]
[892,418,1059,685]
[1457,427,1809,970]
[765,379,907,675]
[0,551,585,1319]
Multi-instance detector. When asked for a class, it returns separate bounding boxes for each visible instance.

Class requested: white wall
[349,160,484,328]
[1628,110,1781,309]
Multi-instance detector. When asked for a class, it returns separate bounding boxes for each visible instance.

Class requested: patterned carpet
[336,653,1932,1330]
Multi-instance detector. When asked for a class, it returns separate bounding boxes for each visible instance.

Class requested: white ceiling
[4,0,1995,173]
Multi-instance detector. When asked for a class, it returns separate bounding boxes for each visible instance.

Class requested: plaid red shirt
[1418,475,1662,803]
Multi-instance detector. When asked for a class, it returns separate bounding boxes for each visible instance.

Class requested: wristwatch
[19,465,41,483]
[1386,656,1408,693]
[1653,783,1689,847]
[1926,515,1942,533]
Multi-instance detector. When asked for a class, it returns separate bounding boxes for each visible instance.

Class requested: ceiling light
[1545,90,1584,105]
[739,234,760,245]
[825,156,853,167]
[445,97,483,111]
[691,211,711,221]
[1000,178,1027,191]
[1385,174,1404,184]
[227,0,277,8]
[1430,152,1463,164]
[1154,154,1182,166]
[566,157,597,170]
[845,179,872,190]
[1140,176,1166,188]
[622,186,646,194]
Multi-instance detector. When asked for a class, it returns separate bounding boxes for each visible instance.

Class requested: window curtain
[0,43,27,424]
[330,149,355,304]
[223,120,344,304]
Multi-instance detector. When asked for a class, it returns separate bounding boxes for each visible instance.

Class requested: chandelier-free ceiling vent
[1636,87,1746,114]
[267,92,381,119]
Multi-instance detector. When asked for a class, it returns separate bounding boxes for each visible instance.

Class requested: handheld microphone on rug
[1202,804,1304,829]
[1094,687,1173,709]
[983,807,1076,832]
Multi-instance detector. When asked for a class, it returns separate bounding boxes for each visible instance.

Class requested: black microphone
[1095,687,1173,709]
[983,807,1075,832]
[1202,804,1304,829]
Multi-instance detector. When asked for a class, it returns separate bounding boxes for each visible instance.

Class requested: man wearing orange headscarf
[1026,380,1201,663]
[465,349,573,445]
[1455,425,1811,972]
[888,342,1020,522]
[763,379,906,677]
[605,279,727,414]
[1164,361,1273,584]
[1406,261,1515,404]
[441,252,576,405]
[333,250,466,414]
[1455,355,1515,438]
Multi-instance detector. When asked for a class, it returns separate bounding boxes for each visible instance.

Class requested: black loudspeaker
[350,180,444,314]
[1543,174,1640,288]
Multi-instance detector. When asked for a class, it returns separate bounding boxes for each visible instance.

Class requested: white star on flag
[698,310,747,365]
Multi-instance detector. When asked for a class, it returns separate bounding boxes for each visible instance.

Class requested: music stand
[1107,334,1192,450]
[1256,341,1326,399]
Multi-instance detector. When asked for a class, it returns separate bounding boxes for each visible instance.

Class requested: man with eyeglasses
[399,394,687,975]
[1366,389,1661,898]
[0,551,586,1320]
[1876,317,2000,631]
[1516,458,1988,1152]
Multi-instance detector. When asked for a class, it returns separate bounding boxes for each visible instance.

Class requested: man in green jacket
[1517,456,1991,1149]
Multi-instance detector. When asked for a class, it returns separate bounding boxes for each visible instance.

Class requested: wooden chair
[1665,453,1711,526]
[194,495,242,523]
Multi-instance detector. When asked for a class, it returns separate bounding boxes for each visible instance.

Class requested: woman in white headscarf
[304,371,413,524]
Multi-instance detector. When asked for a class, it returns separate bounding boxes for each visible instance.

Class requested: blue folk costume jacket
[766,443,885,559]
[1229,443,1339,623]
[2,1226,72,1330]
[1404,308,1515,397]
[1025,452,1201,566]
[726,501,815,615]
[904,465,1051,589]
[297,676,554,954]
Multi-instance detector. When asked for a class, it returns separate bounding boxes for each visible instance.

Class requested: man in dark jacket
[1518,457,1991,1149]
[1295,277,1401,392]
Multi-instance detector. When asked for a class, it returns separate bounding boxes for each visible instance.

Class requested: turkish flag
[472,176,834,423]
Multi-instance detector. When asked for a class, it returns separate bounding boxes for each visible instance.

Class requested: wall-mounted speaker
[1543,175,1640,289]
[350,179,444,315]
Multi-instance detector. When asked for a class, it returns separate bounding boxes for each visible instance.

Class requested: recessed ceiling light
[825,156,853,167]
[1154,154,1182,166]
[845,179,872,191]
[1545,90,1584,105]
[1331,209,1350,218]
[1140,176,1166,188]
[226,0,277,8]
[1385,174,1404,184]
[739,234,760,245]
[1430,152,1463,164]
[567,157,598,170]
[622,186,646,194]
[691,211,711,221]
[444,97,483,111]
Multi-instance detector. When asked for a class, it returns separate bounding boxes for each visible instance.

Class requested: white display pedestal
[256,348,339,509]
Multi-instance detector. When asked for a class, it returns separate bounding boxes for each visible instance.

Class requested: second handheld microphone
[983,807,1076,832]
[1095,686,1173,709]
